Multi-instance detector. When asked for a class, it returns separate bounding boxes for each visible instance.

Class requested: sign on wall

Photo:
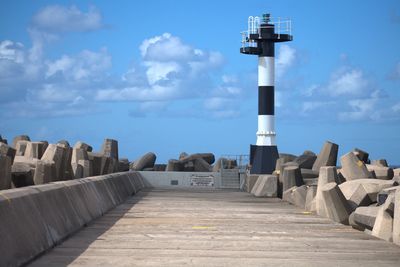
[190,174,214,187]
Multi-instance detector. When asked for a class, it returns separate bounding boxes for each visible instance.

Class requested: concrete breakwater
[0,171,145,267]
[246,141,400,246]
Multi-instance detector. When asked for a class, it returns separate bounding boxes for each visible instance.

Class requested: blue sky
[1,0,400,164]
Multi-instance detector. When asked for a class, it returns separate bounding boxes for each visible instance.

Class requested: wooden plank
[30,188,400,266]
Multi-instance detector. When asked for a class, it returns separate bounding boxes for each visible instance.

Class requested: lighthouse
[240,13,293,174]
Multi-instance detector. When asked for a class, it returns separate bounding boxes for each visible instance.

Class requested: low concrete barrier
[0,171,145,267]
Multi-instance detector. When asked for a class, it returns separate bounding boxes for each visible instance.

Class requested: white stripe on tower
[258,57,274,86]
[257,56,276,146]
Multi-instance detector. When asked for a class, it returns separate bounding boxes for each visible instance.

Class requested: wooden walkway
[30,189,400,266]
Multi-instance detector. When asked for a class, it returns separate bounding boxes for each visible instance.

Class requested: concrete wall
[0,171,145,267]
[139,171,222,188]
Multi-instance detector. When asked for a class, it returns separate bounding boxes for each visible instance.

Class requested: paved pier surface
[31,189,400,266]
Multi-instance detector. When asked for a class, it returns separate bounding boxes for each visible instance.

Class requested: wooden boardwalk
[30,188,400,266]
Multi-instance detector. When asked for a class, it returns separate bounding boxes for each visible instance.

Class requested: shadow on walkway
[28,190,151,267]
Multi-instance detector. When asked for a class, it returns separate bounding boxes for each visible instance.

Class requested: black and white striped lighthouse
[240,13,293,174]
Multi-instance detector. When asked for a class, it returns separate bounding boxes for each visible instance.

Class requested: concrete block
[377,186,400,205]
[372,194,395,241]
[339,179,396,205]
[283,185,307,208]
[33,160,57,184]
[245,174,259,193]
[321,182,352,224]
[303,150,316,156]
[100,138,119,171]
[58,144,73,180]
[118,158,130,172]
[251,175,277,197]
[87,152,102,176]
[79,159,92,177]
[15,140,29,156]
[41,144,65,181]
[101,156,114,175]
[213,158,237,172]
[11,162,35,187]
[305,185,317,212]
[394,188,400,245]
[275,158,286,173]
[282,186,296,204]
[0,143,16,164]
[72,147,89,162]
[71,162,84,179]
[180,153,215,165]
[300,168,319,179]
[0,155,12,190]
[350,206,379,230]
[73,141,93,152]
[11,134,30,148]
[57,140,70,147]
[24,142,47,160]
[153,164,167,171]
[166,159,184,172]
[366,164,394,180]
[336,169,347,184]
[347,184,371,211]
[277,162,299,198]
[371,159,388,167]
[0,134,7,144]
[293,153,317,170]
[303,178,318,186]
[316,166,338,216]
[179,152,189,160]
[279,153,297,162]
[340,152,372,181]
[312,141,338,172]
[183,161,195,172]
[72,148,92,178]
[353,148,370,163]
[193,158,211,172]
[130,152,156,171]
[281,165,304,192]
[101,156,118,175]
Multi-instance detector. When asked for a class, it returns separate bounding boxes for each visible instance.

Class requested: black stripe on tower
[258,86,274,115]
[259,41,275,57]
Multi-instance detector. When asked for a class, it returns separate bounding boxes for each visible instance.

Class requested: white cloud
[301,101,335,113]
[222,75,238,84]
[32,5,103,33]
[45,48,111,80]
[327,68,368,97]
[98,32,227,105]
[144,61,181,85]
[304,67,370,98]
[1,5,242,120]
[392,102,400,112]
[0,40,25,63]
[28,84,81,102]
[338,97,378,121]
[303,84,319,97]
[276,44,296,79]
[140,33,193,62]
[96,84,181,102]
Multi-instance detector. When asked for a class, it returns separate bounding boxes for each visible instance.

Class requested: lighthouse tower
[240,13,293,174]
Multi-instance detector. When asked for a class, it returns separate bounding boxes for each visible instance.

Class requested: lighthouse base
[249,144,279,174]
